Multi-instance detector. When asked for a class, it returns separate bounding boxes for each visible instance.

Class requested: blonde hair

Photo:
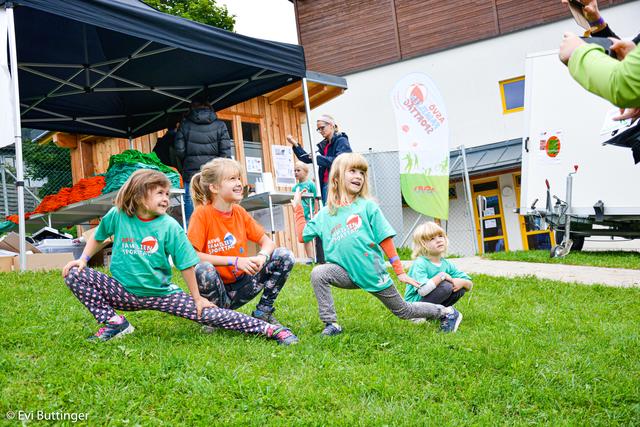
[114,169,171,217]
[317,114,339,133]
[294,161,309,179]
[412,221,448,258]
[190,157,242,207]
[326,153,370,214]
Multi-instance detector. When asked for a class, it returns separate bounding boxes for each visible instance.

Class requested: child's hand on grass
[397,273,421,289]
[62,259,86,277]
[194,296,217,318]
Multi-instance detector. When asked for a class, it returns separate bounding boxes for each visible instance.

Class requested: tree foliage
[22,140,73,197]
[142,0,235,31]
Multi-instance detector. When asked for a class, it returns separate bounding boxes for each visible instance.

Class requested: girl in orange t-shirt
[187,158,296,329]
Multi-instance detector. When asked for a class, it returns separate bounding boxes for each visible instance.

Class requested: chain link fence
[0,138,73,220]
[362,150,477,257]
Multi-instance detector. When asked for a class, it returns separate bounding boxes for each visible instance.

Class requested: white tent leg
[301,77,321,208]
[7,5,26,271]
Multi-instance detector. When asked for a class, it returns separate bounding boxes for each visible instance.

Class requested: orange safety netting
[7,176,106,224]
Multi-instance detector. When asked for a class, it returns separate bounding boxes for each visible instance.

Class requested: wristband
[388,255,400,264]
[81,254,90,262]
[588,17,605,27]
[258,250,271,262]
[234,256,239,272]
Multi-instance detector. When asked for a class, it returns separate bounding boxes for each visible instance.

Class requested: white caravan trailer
[520,48,640,256]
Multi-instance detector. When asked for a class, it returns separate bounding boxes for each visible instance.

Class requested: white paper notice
[484,219,497,229]
[271,145,296,187]
[483,207,495,217]
[246,156,263,174]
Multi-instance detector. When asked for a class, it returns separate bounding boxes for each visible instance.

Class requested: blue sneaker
[252,309,283,327]
[321,322,343,337]
[88,316,134,342]
[439,308,462,333]
[271,327,299,346]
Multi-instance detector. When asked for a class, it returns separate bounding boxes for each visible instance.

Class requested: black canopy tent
[2,0,306,137]
[1,0,326,270]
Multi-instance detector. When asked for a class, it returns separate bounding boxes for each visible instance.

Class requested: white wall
[306,1,640,153]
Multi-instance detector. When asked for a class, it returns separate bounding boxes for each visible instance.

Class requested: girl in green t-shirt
[292,161,318,261]
[292,153,462,336]
[62,169,297,345]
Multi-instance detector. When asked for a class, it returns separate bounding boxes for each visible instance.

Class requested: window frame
[499,76,525,114]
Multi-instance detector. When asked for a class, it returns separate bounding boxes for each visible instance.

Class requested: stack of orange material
[68,176,106,204]
[6,175,107,224]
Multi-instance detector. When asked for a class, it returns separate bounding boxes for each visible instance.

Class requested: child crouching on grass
[405,222,472,313]
[62,169,297,345]
[292,153,462,336]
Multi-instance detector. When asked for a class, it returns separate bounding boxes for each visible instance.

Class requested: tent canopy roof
[3,0,307,138]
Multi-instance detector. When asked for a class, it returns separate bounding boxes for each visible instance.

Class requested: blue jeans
[320,182,328,205]
[184,183,194,226]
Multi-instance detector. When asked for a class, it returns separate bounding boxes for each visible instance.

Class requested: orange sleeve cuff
[380,237,404,275]
[294,204,306,243]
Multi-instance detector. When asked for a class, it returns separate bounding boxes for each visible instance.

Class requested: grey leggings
[310,263,447,324]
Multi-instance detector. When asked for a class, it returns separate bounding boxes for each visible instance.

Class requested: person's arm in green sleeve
[568,44,640,108]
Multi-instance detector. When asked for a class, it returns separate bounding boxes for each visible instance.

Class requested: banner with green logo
[391,73,449,219]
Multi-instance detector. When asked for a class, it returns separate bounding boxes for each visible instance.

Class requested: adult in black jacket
[286,114,352,203]
[175,100,231,222]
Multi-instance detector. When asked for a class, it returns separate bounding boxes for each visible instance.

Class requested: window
[449,185,457,200]
[242,122,264,186]
[220,119,236,159]
[499,76,525,114]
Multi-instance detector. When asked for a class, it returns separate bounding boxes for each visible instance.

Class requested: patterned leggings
[195,247,295,313]
[64,267,272,336]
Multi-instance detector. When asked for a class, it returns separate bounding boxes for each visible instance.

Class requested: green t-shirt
[292,180,317,221]
[95,207,200,297]
[404,257,471,302]
[303,198,396,292]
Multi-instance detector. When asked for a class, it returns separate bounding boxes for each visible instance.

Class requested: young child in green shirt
[291,161,317,261]
[292,153,462,336]
[405,221,473,310]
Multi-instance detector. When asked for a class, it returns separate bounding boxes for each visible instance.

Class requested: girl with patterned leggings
[62,169,298,345]
[187,158,295,328]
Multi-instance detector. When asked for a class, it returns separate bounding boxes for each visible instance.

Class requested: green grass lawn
[1,266,639,425]
[483,250,640,270]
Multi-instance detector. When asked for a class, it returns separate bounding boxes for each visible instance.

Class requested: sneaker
[252,309,283,327]
[439,308,462,333]
[321,322,343,337]
[271,327,299,346]
[410,318,426,324]
[88,316,134,342]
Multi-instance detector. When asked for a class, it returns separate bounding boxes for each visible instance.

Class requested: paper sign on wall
[245,157,263,174]
[271,145,296,187]
[484,219,497,229]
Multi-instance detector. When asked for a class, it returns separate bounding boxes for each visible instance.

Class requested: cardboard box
[12,252,74,272]
[0,256,14,273]
[0,232,41,254]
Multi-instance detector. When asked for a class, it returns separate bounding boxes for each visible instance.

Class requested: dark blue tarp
[2,0,306,137]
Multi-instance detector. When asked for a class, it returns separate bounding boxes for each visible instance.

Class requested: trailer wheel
[550,245,564,258]
[555,231,585,251]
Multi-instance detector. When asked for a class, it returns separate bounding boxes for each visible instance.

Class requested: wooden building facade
[52,79,346,259]
[293,0,632,76]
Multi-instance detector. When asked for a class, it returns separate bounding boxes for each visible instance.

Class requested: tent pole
[7,4,26,271]
[1,156,9,216]
[459,145,478,254]
[301,78,322,208]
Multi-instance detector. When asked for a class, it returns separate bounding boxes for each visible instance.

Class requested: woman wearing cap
[286,114,352,204]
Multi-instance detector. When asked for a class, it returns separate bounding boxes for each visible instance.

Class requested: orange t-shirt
[187,203,266,284]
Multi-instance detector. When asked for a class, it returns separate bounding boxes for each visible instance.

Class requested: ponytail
[189,173,210,208]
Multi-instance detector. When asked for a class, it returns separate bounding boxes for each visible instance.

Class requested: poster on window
[271,145,296,187]
[245,156,263,174]
[0,9,15,149]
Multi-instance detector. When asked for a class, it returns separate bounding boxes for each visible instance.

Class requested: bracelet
[81,254,91,262]
[234,256,239,272]
[258,250,271,262]
[588,17,605,27]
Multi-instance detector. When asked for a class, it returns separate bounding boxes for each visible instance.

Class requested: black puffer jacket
[175,107,231,182]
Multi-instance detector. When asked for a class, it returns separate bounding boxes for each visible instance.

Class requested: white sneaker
[201,325,218,334]
[410,318,426,324]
